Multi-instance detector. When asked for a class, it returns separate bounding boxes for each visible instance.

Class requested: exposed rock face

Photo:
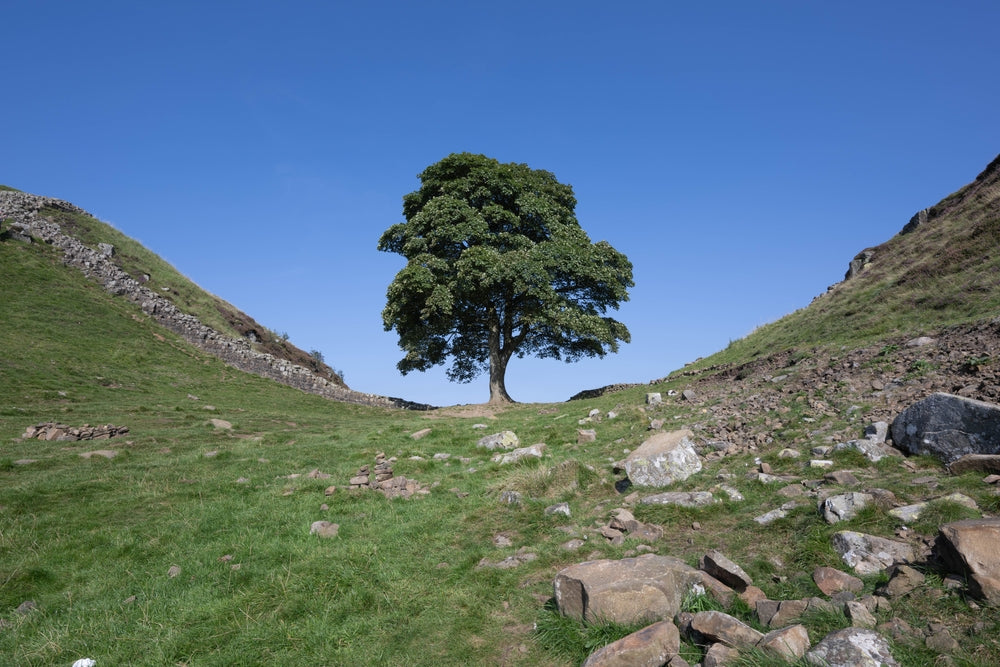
[935,518,1000,605]
[581,620,679,667]
[623,430,702,487]
[805,627,899,666]
[891,392,1000,463]
[553,554,700,625]
[0,190,422,410]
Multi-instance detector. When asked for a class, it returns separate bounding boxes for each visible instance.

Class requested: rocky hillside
[0,189,428,410]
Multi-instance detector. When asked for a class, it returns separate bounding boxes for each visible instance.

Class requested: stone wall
[1,190,429,410]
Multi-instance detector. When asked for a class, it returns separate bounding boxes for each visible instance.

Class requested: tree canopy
[378,152,633,404]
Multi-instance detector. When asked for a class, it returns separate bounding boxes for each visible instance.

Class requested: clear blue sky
[5,1,999,405]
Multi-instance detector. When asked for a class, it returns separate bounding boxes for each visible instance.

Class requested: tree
[378,153,633,404]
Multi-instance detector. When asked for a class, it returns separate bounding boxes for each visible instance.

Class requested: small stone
[209,418,232,430]
[167,565,181,578]
[309,521,339,538]
[545,502,571,517]
[410,428,432,440]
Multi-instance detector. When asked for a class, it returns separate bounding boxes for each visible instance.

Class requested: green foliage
[534,605,647,664]
[379,153,633,402]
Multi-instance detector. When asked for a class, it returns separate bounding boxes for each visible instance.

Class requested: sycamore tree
[377,153,633,404]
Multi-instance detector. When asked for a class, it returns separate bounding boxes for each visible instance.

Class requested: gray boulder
[624,430,702,488]
[831,531,914,575]
[821,492,874,524]
[492,443,545,464]
[477,430,519,451]
[806,627,899,666]
[891,392,1000,463]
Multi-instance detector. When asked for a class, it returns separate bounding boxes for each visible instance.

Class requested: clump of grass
[910,498,982,536]
[533,604,648,663]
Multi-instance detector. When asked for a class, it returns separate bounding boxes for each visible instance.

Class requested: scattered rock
[493,443,546,465]
[622,430,703,487]
[831,531,915,575]
[948,454,1000,475]
[640,491,715,507]
[209,418,232,430]
[812,566,864,596]
[646,392,662,406]
[21,421,129,441]
[881,564,925,598]
[545,502,571,517]
[888,493,978,523]
[806,627,899,666]
[820,492,873,524]
[167,565,181,578]
[581,620,680,667]
[410,428,432,440]
[554,554,701,624]
[79,450,118,459]
[309,521,339,538]
[935,518,1000,604]
[757,624,810,661]
[578,429,597,444]
[690,610,764,648]
[699,550,753,592]
[477,431,520,451]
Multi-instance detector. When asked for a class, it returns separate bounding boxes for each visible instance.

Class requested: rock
[825,470,861,486]
[209,418,232,430]
[477,430,519,450]
[578,429,598,443]
[925,627,960,653]
[477,548,537,570]
[906,336,935,347]
[79,450,118,459]
[882,564,925,598]
[831,531,915,575]
[806,627,899,666]
[640,491,715,507]
[562,539,585,550]
[821,492,874,524]
[167,565,181,578]
[681,390,698,402]
[844,600,877,628]
[757,624,810,660]
[581,620,680,667]
[624,430,703,488]
[865,421,890,443]
[754,508,788,525]
[699,550,753,592]
[703,642,739,666]
[553,554,701,624]
[690,610,764,648]
[15,600,37,615]
[309,521,339,538]
[834,439,889,462]
[499,490,522,505]
[948,454,1000,475]
[493,443,546,464]
[888,493,978,523]
[891,393,1000,463]
[756,599,807,628]
[545,502,571,517]
[695,571,736,607]
[410,428,432,440]
[778,448,801,459]
[935,518,1000,604]
[813,566,864,596]
[646,392,662,406]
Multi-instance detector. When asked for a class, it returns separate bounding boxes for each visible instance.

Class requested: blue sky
[5,1,999,405]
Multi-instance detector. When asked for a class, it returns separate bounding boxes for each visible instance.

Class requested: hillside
[2,156,1000,665]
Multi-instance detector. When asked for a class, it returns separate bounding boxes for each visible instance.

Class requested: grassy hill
[2,156,1000,665]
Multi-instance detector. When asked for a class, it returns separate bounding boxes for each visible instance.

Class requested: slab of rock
[825,470,861,487]
[891,392,1000,464]
[581,620,680,667]
[831,531,914,575]
[699,550,753,592]
[935,518,1000,604]
[624,429,702,488]
[882,564,925,598]
[690,610,763,648]
[492,443,546,464]
[756,599,807,628]
[844,600,877,628]
[948,454,1000,475]
[834,439,890,462]
[477,430,519,450]
[209,418,232,430]
[758,624,810,661]
[554,554,701,625]
[821,492,874,524]
[813,566,864,596]
[805,627,899,666]
[703,642,738,666]
[639,491,715,507]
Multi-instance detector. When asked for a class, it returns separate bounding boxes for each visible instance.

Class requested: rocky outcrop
[21,422,129,441]
[0,190,425,410]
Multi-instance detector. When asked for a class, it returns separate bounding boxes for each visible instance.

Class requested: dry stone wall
[1,190,427,410]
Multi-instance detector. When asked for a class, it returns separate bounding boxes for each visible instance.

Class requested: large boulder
[935,518,1000,605]
[623,430,702,487]
[891,393,1000,463]
[554,554,701,625]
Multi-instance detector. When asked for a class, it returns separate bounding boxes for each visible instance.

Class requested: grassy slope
[3,156,1000,665]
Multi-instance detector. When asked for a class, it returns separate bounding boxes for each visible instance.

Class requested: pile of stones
[21,422,129,442]
[348,452,429,499]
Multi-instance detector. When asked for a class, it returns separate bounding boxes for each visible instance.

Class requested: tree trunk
[487,311,515,404]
